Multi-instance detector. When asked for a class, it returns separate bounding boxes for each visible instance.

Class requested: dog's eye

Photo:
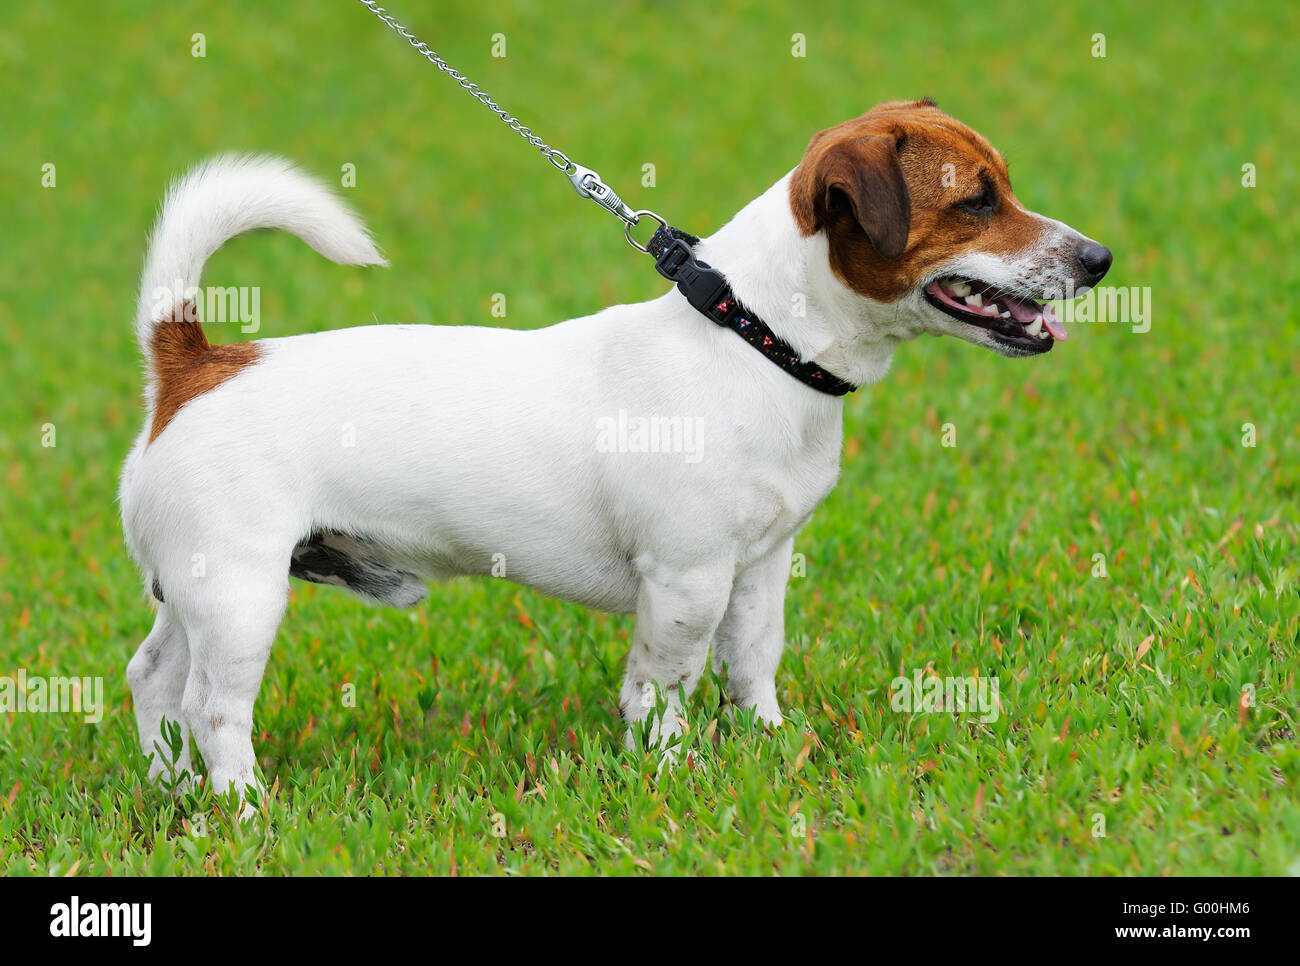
[955,187,996,216]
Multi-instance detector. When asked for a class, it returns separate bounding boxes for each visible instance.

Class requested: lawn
[0,0,1296,875]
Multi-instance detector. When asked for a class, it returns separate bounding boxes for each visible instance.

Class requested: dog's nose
[1077,242,1112,282]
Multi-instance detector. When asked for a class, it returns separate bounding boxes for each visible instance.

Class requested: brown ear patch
[817,135,911,259]
[790,125,912,254]
[147,301,260,443]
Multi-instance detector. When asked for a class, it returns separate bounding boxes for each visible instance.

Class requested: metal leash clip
[566,164,637,226]
[566,165,667,252]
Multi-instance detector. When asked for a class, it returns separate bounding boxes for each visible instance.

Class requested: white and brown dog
[121,100,1109,803]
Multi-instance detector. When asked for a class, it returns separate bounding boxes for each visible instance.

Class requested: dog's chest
[727,429,843,566]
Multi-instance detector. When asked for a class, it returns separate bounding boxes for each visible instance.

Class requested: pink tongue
[1002,293,1040,323]
[1041,304,1067,340]
[1002,291,1068,341]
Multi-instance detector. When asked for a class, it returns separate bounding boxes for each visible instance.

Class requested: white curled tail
[135,154,387,351]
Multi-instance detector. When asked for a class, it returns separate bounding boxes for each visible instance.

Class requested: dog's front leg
[620,562,733,753]
[711,537,793,727]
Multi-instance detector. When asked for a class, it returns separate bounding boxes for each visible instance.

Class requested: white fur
[121,155,1095,804]
[135,155,386,348]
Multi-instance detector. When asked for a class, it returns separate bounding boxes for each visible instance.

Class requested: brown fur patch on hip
[147,301,260,443]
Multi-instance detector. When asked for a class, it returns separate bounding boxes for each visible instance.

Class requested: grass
[1,0,1297,875]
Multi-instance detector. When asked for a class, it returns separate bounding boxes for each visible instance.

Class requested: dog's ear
[790,134,911,259]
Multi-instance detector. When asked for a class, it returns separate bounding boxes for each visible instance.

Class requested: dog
[121,99,1110,803]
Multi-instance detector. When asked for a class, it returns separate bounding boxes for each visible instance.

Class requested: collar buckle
[651,236,731,324]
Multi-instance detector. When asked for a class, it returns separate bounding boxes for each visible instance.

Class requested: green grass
[1,0,1297,875]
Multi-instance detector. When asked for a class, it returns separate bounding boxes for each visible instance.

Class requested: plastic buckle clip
[652,237,694,279]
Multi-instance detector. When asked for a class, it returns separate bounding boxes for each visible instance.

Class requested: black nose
[1078,242,1112,281]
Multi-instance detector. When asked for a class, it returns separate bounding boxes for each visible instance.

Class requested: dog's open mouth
[924,277,1066,354]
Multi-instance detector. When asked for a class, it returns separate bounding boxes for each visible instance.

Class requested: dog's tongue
[1040,304,1067,340]
[999,290,1040,323]
[999,290,1068,341]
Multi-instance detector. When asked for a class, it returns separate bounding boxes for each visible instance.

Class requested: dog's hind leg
[127,602,194,786]
[711,537,792,728]
[177,567,288,816]
[620,561,733,754]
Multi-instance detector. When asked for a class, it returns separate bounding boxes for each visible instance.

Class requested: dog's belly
[288,526,641,614]
[452,546,642,614]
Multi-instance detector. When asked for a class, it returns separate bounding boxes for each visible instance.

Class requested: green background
[0,0,1296,874]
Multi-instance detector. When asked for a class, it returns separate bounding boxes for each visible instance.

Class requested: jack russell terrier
[121,99,1110,803]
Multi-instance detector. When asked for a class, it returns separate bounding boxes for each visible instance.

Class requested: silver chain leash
[356,0,665,250]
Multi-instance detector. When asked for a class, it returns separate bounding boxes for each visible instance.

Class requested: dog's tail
[134,154,387,353]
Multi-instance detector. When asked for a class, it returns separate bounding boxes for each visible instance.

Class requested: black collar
[646,225,857,396]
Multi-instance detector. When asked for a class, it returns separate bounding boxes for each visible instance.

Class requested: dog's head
[790,99,1110,357]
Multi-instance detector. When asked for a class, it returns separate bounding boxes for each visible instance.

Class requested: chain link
[356,0,573,172]
[357,0,666,243]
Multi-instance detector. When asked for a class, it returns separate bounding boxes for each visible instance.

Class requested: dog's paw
[755,705,785,730]
[723,698,784,730]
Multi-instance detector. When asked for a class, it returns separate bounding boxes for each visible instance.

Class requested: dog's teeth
[1038,327,1050,340]
[948,280,971,297]
[1026,316,1044,337]
[1001,310,1011,318]
[964,293,983,307]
